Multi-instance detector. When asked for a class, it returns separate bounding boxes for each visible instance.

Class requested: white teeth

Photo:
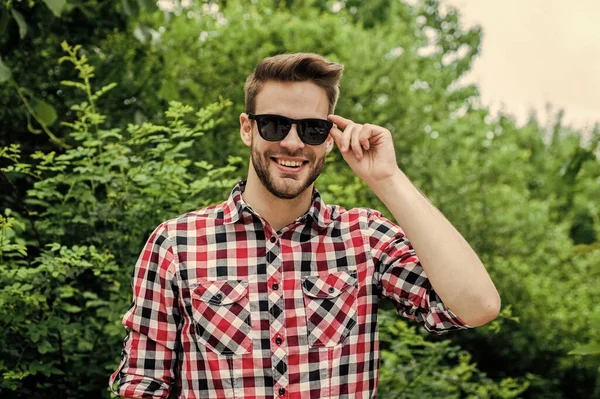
[277,159,302,167]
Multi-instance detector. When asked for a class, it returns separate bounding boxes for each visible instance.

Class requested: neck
[242,171,313,232]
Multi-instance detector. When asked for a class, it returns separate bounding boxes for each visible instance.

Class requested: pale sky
[443,0,600,135]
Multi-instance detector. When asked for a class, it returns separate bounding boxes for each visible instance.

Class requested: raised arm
[328,114,500,327]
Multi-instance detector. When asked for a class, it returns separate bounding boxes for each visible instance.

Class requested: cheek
[314,148,328,161]
[253,142,275,160]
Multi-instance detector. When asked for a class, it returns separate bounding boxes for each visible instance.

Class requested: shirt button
[275,336,283,345]
[278,387,286,395]
[270,236,276,243]
[328,287,335,294]
[272,282,279,290]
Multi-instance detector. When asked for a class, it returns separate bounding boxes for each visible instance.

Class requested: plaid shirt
[109,180,468,399]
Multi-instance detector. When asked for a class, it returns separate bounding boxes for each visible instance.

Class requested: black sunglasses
[248,113,333,145]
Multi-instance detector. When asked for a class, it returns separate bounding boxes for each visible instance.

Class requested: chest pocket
[302,271,358,348]
[190,279,253,355]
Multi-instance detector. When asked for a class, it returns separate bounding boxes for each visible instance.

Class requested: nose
[279,123,305,152]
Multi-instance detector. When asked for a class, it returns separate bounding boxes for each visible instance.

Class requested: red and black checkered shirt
[109,180,468,398]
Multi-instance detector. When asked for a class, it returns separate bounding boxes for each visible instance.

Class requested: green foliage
[1,0,599,398]
[0,42,239,397]
[570,344,600,356]
[378,311,530,399]
[0,58,11,83]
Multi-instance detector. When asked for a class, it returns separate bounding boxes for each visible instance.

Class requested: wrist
[367,168,409,197]
[370,169,425,216]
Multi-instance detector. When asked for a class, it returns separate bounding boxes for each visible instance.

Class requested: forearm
[368,169,500,326]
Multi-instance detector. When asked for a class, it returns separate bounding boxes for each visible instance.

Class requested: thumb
[329,125,343,146]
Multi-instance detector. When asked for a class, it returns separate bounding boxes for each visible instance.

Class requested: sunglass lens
[302,120,331,145]
[259,116,291,141]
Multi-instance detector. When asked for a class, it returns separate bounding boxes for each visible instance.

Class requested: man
[110,53,500,399]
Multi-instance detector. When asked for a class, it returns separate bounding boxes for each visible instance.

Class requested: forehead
[255,81,329,118]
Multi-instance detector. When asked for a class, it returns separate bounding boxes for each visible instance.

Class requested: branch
[10,78,72,150]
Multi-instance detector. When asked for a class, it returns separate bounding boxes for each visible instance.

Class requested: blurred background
[0,0,598,398]
[445,0,599,138]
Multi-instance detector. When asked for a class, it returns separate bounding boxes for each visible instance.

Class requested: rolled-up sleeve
[367,210,469,334]
[109,223,181,398]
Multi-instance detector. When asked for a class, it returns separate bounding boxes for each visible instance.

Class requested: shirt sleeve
[367,210,470,334]
[109,222,181,398]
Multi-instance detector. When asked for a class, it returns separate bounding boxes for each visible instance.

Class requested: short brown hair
[244,53,344,115]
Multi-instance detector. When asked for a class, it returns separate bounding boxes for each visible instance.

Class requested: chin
[251,149,323,200]
[269,179,309,200]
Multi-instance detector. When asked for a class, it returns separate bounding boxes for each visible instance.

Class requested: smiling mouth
[271,157,309,170]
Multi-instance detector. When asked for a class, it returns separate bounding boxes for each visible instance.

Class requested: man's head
[240,53,344,200]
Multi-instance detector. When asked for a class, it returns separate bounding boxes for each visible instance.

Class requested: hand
[328,114,400,186]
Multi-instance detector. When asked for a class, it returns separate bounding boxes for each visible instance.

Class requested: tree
[2,0,599,397]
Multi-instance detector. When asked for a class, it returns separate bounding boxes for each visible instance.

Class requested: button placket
[265,232,288,393]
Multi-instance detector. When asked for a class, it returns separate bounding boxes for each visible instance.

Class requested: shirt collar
[223,180,330,230]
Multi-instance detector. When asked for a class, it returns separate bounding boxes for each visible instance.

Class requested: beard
[251,142,325,200]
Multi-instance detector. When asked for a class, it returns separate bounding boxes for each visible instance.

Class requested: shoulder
[158,201,229,236]
[326,204,384,227]
[327,204,403,239]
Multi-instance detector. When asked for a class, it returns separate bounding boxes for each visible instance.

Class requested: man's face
[241,81,334,200]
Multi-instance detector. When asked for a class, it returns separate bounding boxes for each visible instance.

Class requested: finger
[351,124,365,159]
[328,114,353,130]
[330,126,353,160]
[329,125,343,147]
[359,124,371,151]
[340,123,355,153]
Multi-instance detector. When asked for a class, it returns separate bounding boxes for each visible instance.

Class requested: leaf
[42,0,67,17]
[0,6,8,35]
[62,304,82,313]
[60,80,87,91]
[82,291,98,299]
[37,340,54,354]
[0,57,11,83]
[20,284,33,291]
[133,23,151,43]
[30,329,41,343]
[77,340,94,352]
[568,343,600,356]
[10,9,27,39]
[121,0,139,17]
[30,97,58,126]
[85,299,109,308]
[90,82,118,101]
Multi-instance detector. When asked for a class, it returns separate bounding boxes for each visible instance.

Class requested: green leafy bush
[377,310,530,399]
[2,0,600,397]
[0,42,238,397]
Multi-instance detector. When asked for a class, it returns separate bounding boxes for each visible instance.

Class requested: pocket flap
[302,271,357,298]
[192,280,248,305]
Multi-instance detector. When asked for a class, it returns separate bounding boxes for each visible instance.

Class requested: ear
[325,131,334,154]
[240,113,253,147]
